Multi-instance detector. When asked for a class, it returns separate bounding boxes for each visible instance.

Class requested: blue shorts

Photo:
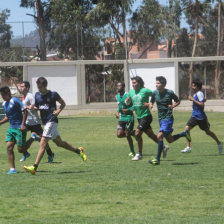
[159,119,174,137]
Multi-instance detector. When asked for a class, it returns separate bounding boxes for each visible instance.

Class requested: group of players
[0,75,222,174]
[0,77,87,175]
[116,76,223,165]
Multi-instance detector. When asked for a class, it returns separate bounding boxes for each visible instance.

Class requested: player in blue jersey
[24,77,87,175]
[181,78,223,154]
[115,82,135,157]
[148,76,191,165]
[0,86,28,174]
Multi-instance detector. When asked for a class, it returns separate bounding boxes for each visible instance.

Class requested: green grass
[0,112,224,224]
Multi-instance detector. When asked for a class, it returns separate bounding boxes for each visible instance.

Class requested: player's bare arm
[53,98,66,117]
[168,101,180,109]
[189,96,204,107]
[0,116,9,125]
[21,109,28,131]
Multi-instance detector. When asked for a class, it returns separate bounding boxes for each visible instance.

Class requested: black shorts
[137,115,152,132]
[117,118,134,132]
[26,124,43,136]
[186,117,210,131]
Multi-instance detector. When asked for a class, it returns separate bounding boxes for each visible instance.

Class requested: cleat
[48,152,54,163]
[132,153,142,161]
[24,165,36,175]
[128,152,135,157]
[31,132,41,141]
[162,144,169,158]
[218,143,223,154]
[181,147,191,153]
[20,152,30,162]
[148,158,160,166]
[7,169,17,174]
[185,130,191,142]
[79,147,87,162]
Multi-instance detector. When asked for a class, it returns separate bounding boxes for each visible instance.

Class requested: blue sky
[2,0,173,37]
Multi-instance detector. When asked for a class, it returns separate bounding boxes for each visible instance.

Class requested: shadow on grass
[57,170,88,174]
[198,154,224,157]
[43,162,62,164]
[172,162,199,165]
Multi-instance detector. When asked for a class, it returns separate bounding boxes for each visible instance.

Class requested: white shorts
[43,122,60,139]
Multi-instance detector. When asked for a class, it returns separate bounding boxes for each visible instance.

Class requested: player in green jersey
[126,76,168,161]
[148,76,191,165]
[116,82,135,157]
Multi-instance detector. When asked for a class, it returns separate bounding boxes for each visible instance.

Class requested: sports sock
[46,147,53,156]
[33,164,38,171]
[156,141,164,162]
[173,131,186,141]
[129,145,135,154]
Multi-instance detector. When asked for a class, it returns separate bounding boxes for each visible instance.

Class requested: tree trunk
[35,0,46,61]
[189,0,199,94]
[215,0,222,99]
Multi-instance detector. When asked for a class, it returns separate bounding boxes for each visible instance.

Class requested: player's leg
[149,132,164,165]
[132,128,143,161]
[6,141,17,174]
[125,118,135,157]
[24,136,50,175]
[117,121,125,138]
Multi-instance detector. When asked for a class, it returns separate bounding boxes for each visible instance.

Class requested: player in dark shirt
[24,77,87,175]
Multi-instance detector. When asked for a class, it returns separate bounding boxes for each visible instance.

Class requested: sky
[2,0,178,38]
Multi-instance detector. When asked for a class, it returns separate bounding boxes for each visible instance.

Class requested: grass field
[0,112,224,224]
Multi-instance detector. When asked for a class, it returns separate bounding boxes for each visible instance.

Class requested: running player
[0,86,28,174]
[24,77,87,175]
[181,78,223,154]
[19,81,55,163]
[148,76,191,165]
[126,76,168,161]
[116,82,135,157]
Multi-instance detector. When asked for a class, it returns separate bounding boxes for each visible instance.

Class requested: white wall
[129,62,176,92]
[27,65,78,105]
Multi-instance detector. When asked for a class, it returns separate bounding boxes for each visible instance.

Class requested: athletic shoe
[162,144,169,158]
[218,143,223,154]
[7,169,17,174]
[20,152,30,162]
[79,147,87,162]
[185,130,191,142]
[148,158,160,165]
[48,152,54,163]
[132,153,142,161]
[128,152,135,157]
[31,133,41,141]
[181,147,191,153]
[24,165,36,175]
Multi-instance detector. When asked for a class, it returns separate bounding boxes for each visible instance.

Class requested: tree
[87,0,135,59]
[130,0,166,59]
[20,0,51,61]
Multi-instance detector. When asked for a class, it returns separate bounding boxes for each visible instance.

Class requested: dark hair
[22,81,30,89]
[118,82,125,88]
[0,86,11,95]
[156,76,167,86]
[131,76,144,88]
[36,77,48,87]
[192,78,202,90]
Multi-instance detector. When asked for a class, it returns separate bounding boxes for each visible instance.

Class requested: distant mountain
[11,30,40,49]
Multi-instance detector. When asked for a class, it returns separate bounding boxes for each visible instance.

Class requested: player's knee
[117,133,123,138]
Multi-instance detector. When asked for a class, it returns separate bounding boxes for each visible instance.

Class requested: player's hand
[188,96,193,101]
[168,104,174,109]
[121,109,129,114]
[148,102,153,110]
[53,110,60,117]
[20,124,26,132]
[143,102,149,108]
[115,112,119,119]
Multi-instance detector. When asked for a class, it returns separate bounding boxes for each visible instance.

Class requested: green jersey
[151,89,179,121]
[128,88,152,119]
[116,92,134,122]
